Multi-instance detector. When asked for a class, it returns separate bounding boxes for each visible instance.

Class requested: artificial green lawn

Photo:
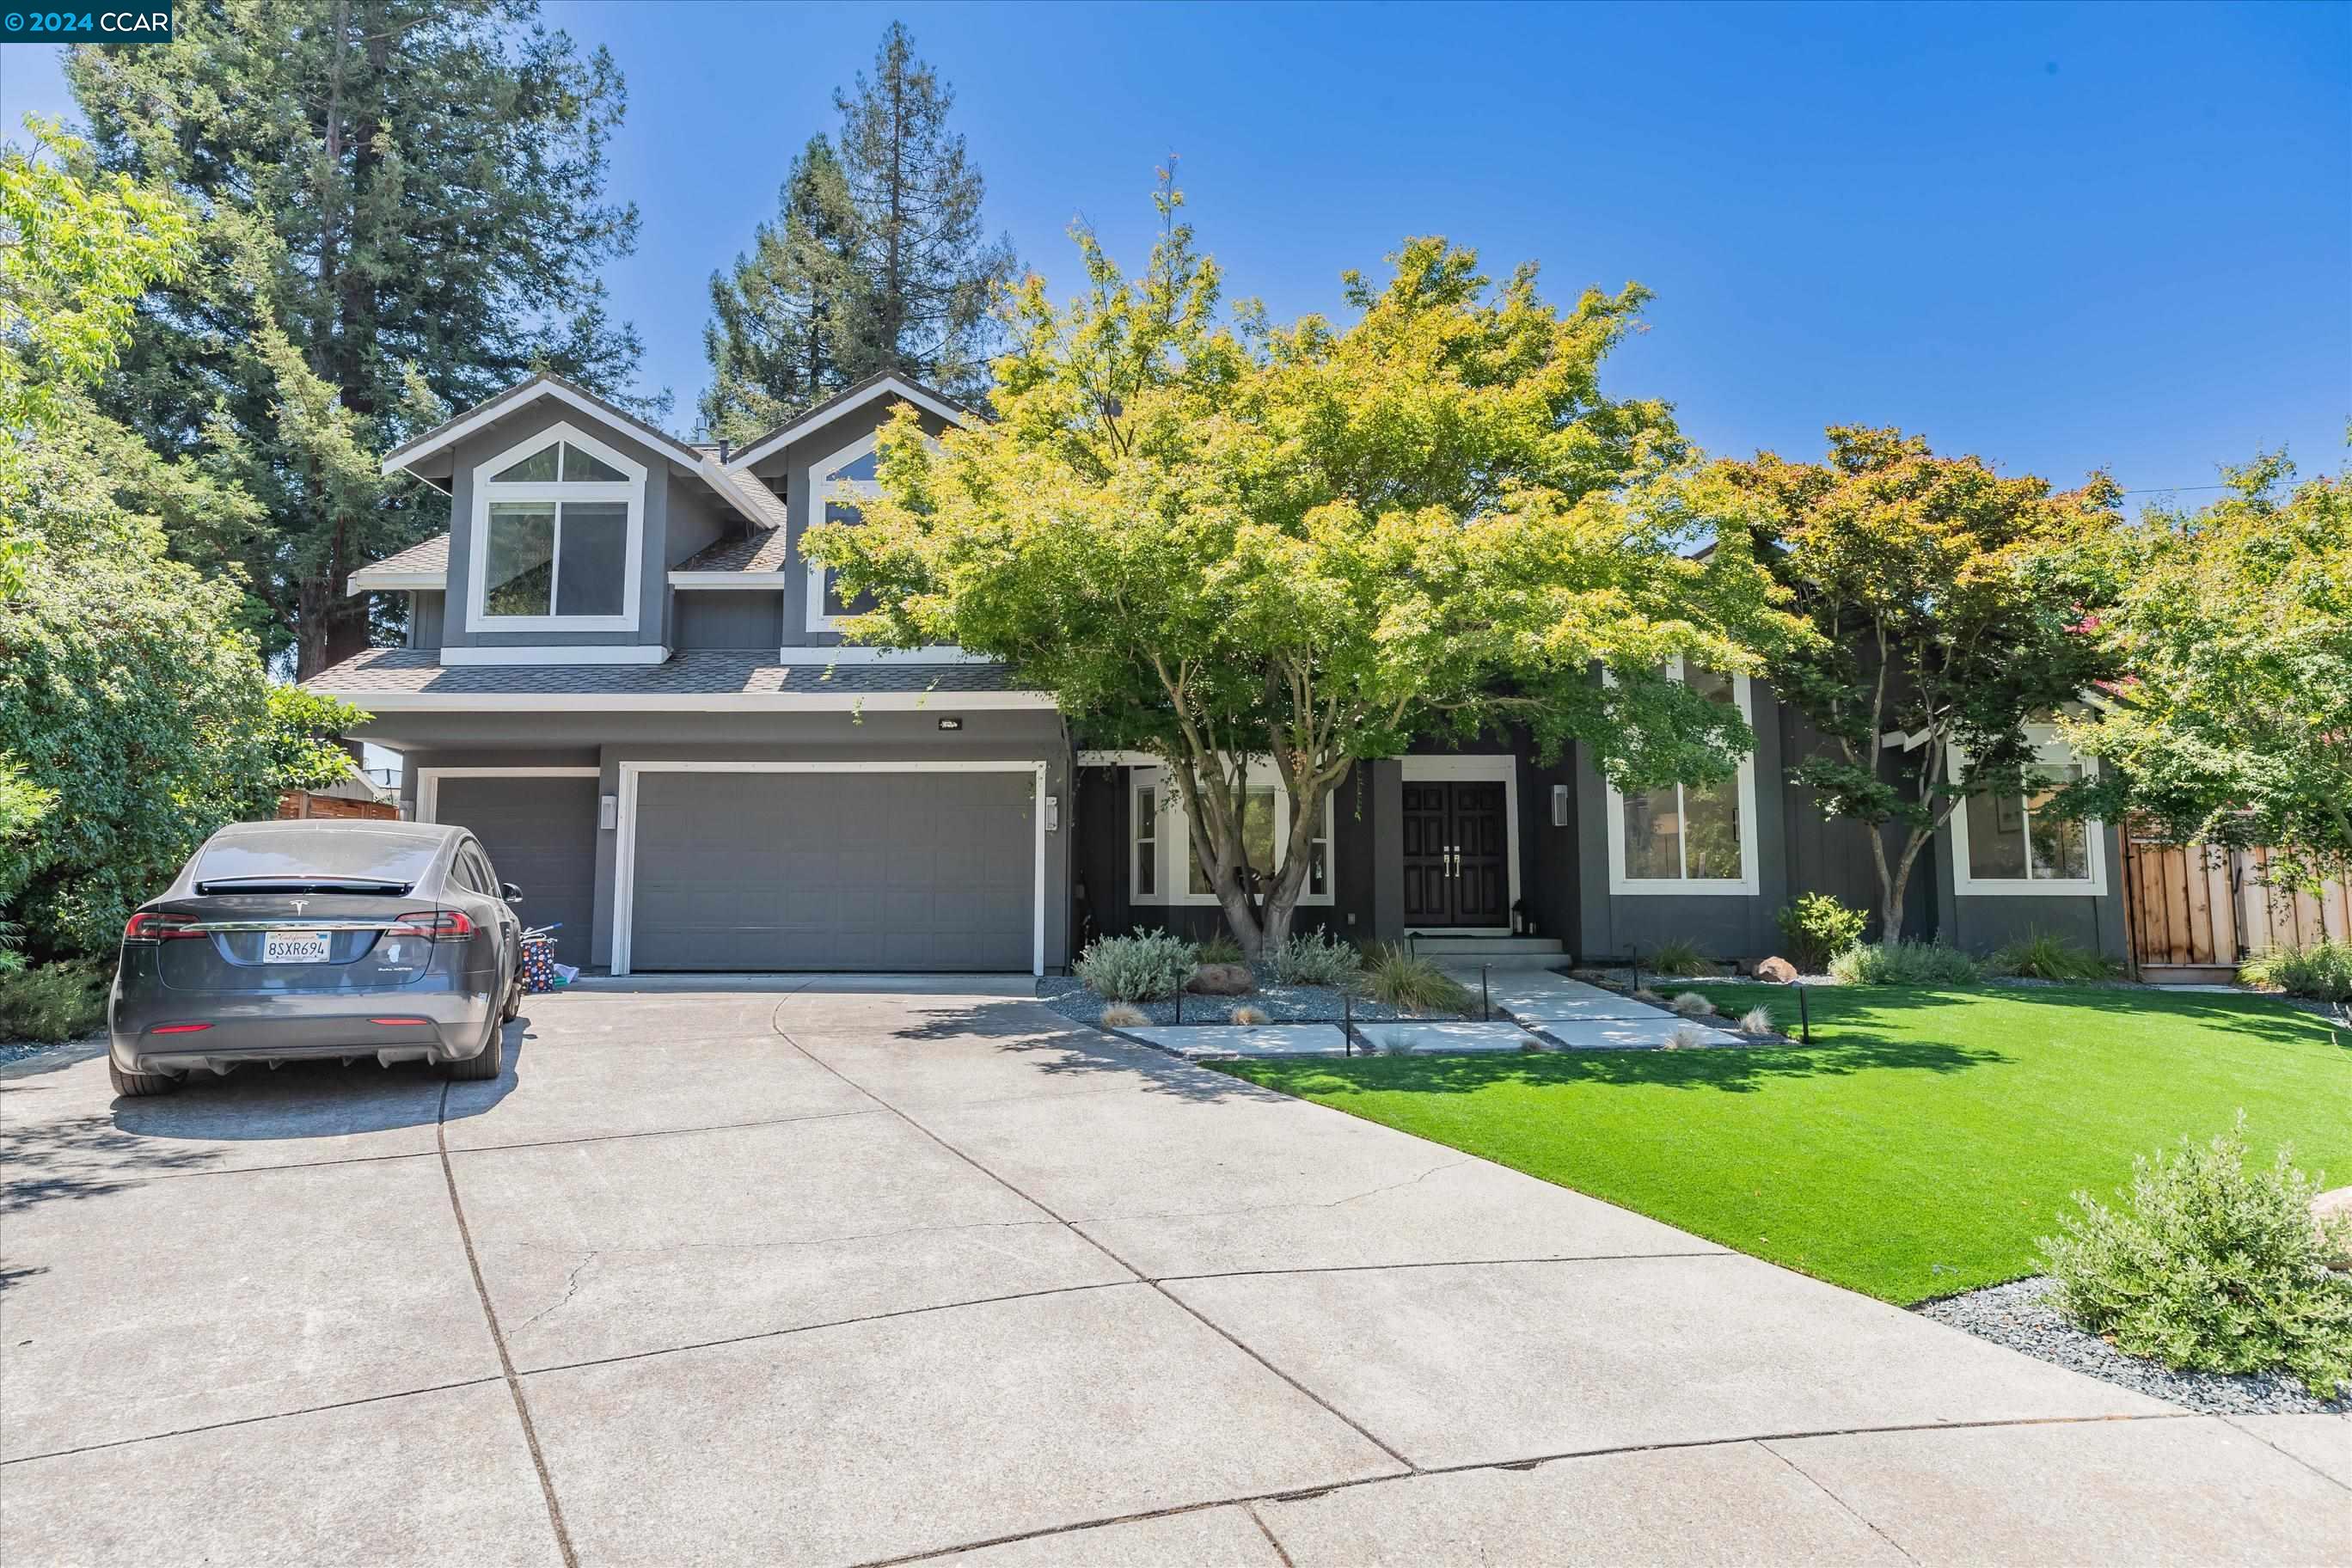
[1216,985,2352,1304]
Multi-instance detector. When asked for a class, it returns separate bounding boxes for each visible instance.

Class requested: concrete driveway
[3,983,2343,1566]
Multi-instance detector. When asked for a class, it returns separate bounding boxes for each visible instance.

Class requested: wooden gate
[2123,836,2237,971]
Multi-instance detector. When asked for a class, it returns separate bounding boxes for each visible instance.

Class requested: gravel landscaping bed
[1038,968,1467,1027]
[1917,1276,2349,1417]
[0,1033,95,1069]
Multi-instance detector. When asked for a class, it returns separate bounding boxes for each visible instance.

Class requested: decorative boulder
[2314,1186,2352,1271]
[1186,962,1256,996]
[1755,956,1800,983]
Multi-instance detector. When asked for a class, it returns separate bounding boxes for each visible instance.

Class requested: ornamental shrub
[0,959,107,1043]
[1075,930,1195,1002]
[2039,1115,2352,1400]
[1646,937,1715,977]
[1828,939,1981,986]
[1774,892,1869,972]
[1359,944,1473,1014]
[1270,930,1361,987]
[2239,940,2352,1003]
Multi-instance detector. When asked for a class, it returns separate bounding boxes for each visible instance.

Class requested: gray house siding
[672,591,783,650]
[404,591,445,652]
[438,400,684,652]
[384,707,1071,973]
[743,401,957,648]
[1933,821,2129,960]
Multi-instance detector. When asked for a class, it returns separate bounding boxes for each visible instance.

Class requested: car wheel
[444,1007,505,1081]
[108,1060,182,1098]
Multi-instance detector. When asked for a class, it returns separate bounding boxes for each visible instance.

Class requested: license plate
[262,930,333,965]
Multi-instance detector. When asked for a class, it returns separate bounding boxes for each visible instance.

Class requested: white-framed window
[1129,763,1332,906]
[462,422,644,634]
[805,429,882,633]
[1948,730,2108,895]
[1603,659,1761,897]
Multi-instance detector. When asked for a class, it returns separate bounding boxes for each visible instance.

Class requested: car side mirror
[501,882,523,903]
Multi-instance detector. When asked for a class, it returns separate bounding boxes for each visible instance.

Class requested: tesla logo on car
[291,899,308,914]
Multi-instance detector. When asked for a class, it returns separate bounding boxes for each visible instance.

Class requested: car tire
[444,1006,505,1081]
[499,952,523,1022]
[108,1060,182,1098]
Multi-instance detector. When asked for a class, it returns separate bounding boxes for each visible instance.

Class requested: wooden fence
[2125,834,2352,971]
[276,789,398,822]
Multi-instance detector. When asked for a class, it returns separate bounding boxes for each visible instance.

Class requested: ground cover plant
[1216,983,2352,1304]
[1270,930,1361,987]
[2040,1115,2351,1399]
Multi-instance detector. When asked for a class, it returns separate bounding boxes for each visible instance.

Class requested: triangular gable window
[492,442,628,484]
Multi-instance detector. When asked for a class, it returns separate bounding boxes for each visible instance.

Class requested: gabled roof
[674,528,792,574]
[348,532,450,591]
[724,371,971,471]
[380,371,707,479]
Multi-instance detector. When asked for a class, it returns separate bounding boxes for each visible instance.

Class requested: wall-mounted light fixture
[937,717,963,731]
[1551,783,1570,828]
[598,793,619,830]
[1044,794,1061,831]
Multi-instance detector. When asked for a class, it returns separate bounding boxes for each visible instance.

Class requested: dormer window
[807,431,885,633]
[463,423,645,633]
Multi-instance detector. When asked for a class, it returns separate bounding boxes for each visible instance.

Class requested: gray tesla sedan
[107,820,525,1098]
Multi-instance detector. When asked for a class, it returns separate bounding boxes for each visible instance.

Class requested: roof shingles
[305,646,1038,697]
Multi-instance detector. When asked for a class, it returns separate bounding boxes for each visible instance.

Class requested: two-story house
[308,371,2128,976]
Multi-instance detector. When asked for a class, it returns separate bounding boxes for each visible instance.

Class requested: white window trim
[1602,660,1762,897]
[1127,761,1336,908]
[462,421,646,634]
[1947,731,2108,897]
[415,766,600,826]
[1400,753,1522,933]
[609,760,1048,977]
[804,429,884,634]
[439,645,669,667]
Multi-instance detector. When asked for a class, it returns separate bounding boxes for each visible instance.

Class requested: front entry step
[1409,934,1566,968]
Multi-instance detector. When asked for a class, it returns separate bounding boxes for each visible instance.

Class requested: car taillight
[389,910,474,940]
[124,911,205,942]
[150,1022,212,1034]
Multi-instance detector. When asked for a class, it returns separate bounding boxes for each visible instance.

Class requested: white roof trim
[347,569,445,591]
[345,689,1057,714]
[382,377,706,476]
[668,571,792,588]
[725,375,967,471]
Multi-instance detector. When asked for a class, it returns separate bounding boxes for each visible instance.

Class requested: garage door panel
[432,775,600,970]
[628,770,1034,972]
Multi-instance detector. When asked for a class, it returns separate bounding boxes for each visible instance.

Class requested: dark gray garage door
[629,769,1034,971]
[434,775,600,969]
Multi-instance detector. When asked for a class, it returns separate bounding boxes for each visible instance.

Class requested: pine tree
[828,21,1015,401]
[65,0,655,676]
[698,135,860,446]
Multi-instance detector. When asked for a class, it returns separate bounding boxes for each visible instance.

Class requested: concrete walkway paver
[4,979,2343,1567]
[1444,965,1748,1046]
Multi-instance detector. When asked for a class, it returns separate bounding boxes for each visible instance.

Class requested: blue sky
[5,1,2347,496]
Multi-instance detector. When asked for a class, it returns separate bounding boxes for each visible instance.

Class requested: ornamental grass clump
[1271,930,1362,987]
[1986,929,2116,982]
[1075,931,1196,1002]
[2038,1114,2352,1400]
[1193,930,1246,965]
[1359,945,1473,1014]
[1669,991,1715,1019]
[1647,938,1714,977]
[1828,940,1981,987]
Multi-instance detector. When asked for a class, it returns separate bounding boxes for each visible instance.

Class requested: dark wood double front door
[1401,781,1510,927]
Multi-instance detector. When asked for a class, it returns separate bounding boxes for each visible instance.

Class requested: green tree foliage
[1716,428,2124,939]
[828,20,1015,401]
[2057,454,2351,891]
[699,135,861,444]
[809,176,1801,955]
[65,0,652,674]
[1,126,365,958]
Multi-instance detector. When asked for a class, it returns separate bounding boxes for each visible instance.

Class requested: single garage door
[628,769,1035,971]
[432,775,600,969]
